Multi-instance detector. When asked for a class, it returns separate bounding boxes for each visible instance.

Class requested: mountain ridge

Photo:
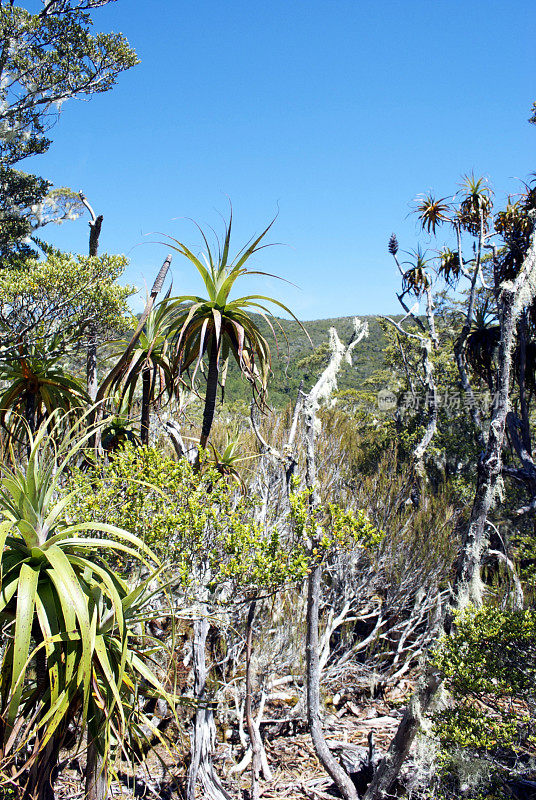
[223,312,396,407]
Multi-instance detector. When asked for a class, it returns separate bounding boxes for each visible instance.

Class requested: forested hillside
[222,313,392,406]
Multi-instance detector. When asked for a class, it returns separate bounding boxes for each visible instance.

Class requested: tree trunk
[245,599,262,800]
[517,309,531,455]
[299,322,366,800]
[306,563,359,800]
[85,206,102,399]
[88,214,103,258]
[25,740,57,800]
[140,365,151,445]
[24,390,36,434]
[25,644,59,800]
[361,666,442,800]
[87,324,98,402]
[85,736,107,800]
[199,335,219,451]
[78,198,103,788]
[187,611,230,800]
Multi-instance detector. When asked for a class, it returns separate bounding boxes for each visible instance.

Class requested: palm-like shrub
[100,391,140,452]
[208,434,257,491]
[457,173,493,234]
[0,415,173,800]
[494,179,536,282]
[438,247,462,286]
[108,303,175,444]
[465,300,500,389]
[401,247,432,296]
[0,337,88,437]
[161,214,302,449]
[415,192,451,234]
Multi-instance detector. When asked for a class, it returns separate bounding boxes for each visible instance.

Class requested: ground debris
[50,693,412,799]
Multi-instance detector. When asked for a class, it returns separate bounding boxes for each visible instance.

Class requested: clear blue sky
[28,0,536,320]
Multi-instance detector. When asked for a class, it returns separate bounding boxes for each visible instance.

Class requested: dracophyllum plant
[0,411,176,799]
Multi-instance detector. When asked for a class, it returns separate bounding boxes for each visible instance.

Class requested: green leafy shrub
[288,483,382,559]
[430,605,536,796]
[68,444,311,591]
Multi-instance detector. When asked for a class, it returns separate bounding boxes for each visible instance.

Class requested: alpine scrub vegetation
[68,442,379,593]
[288,483,382,560]
[0,252,133,348]
[432,606,536,752]
[0,6,535,792]
[68,442,313,590]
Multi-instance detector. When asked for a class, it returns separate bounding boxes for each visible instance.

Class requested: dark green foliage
[430,606,536,798]
[0,1,138,265]
[439,247,462,287]
[434,607,536,726]
[0,169,50,265]
[494,180,536,282]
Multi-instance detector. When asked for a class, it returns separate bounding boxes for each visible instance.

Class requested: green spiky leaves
[0,415,174,772]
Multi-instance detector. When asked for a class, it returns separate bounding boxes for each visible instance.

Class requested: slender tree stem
[306,561,359,800]
[81,194,102,400]
[24,390,36,434]
[140,366,151,445]
[245,599,262,800]
[200,334,219,450]
[85,733,108,800]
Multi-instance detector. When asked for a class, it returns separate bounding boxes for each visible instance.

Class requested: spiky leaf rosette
[415,193,451,234]
[0,412,175,776]
[157,212,309,447]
